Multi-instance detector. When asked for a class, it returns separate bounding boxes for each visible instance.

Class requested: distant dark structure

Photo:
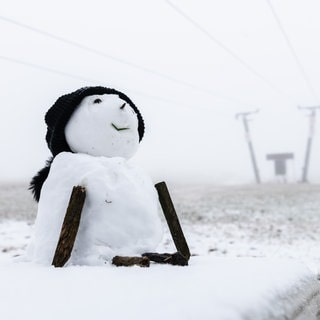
[266,153,294,179]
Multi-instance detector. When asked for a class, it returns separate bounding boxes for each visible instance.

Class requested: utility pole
[236,110,261,184]
[299,106,320,183]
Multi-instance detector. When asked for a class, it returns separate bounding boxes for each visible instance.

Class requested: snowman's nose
[120,103,126,110]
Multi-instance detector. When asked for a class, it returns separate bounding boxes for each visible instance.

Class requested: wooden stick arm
[52,186,86,267]
[155,181,191,260]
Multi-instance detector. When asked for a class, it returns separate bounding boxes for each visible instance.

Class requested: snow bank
[0,256,318,320]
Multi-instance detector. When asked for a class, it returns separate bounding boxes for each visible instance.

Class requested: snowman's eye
[93,98,102,104]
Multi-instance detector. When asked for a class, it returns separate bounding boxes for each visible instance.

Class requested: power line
[0,55,97,83]
[164,0,286,97]
[0,15,250,108]
[0,15,176,83]
[265,0,318,102]
[0,55,230,117]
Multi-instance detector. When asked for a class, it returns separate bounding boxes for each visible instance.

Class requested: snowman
[28,86,189,266]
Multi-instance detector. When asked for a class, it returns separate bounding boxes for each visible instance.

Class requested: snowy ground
[0,257,319,320]
[0,182,320,319]
[170,183,320,274]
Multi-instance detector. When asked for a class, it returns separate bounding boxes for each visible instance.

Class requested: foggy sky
[1,0,319,184]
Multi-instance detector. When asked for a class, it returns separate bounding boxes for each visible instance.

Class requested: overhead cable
[165,0,286,97]
[0,55,230,117]
[265,0,318,102]
[0,15,250,108]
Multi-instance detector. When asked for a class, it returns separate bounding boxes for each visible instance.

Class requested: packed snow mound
[27,152,162,265]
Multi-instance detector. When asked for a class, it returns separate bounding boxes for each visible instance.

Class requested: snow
[28,152,162,265]
[65,94,140,159]
[1,183,320,319]
[0,257,318,320]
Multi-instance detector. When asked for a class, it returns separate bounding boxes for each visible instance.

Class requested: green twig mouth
[111,123,130,131]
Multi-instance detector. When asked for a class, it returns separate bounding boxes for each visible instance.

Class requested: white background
[1,0,319,184]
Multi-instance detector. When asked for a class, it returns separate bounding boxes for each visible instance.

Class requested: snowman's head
[65,93,140,158]
[45,87,144,159]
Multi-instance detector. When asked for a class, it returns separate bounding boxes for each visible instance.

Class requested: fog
[1,0,319,184]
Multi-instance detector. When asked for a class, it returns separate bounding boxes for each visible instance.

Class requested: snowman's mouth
[111,123,130,131]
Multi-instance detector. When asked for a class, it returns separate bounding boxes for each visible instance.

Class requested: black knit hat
[45,86,145,156]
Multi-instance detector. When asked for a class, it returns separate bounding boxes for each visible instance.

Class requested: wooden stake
[112,256,150,267]
[52,186,86,267]
[142,252,188,266]
[155,182,190,260]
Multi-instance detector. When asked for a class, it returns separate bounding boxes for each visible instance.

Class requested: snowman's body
[28,89,163,265]
[30,152,162,265]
